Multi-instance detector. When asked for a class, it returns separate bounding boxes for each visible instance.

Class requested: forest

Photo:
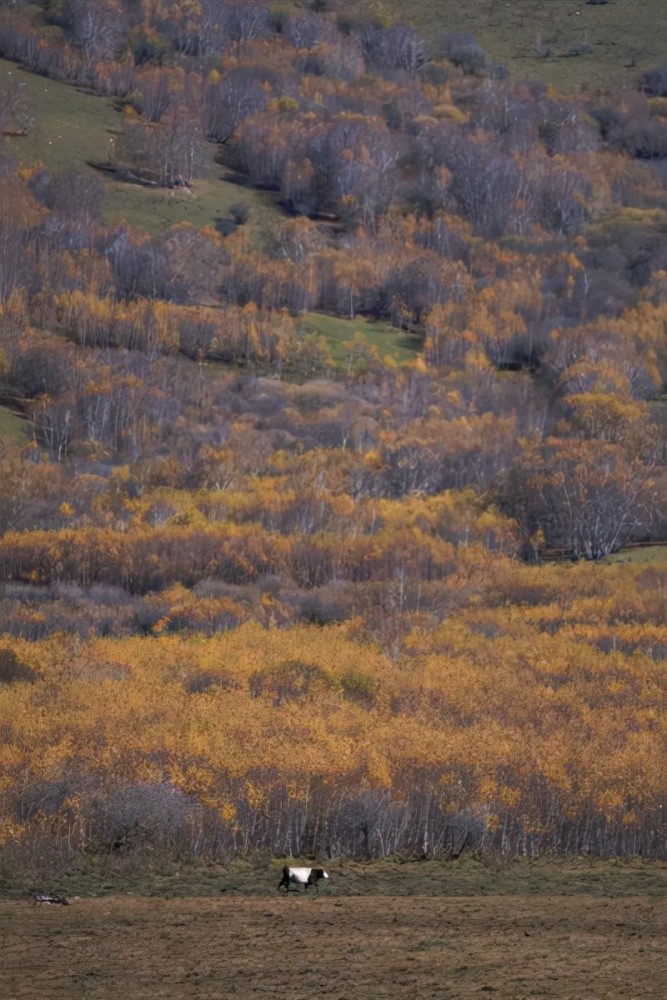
[0,0,665,877]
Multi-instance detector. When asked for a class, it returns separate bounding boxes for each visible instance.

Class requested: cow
[278,865,329,894]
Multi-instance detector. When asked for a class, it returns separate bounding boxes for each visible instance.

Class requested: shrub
[436,32,487,75]
[0,647,38,684]
[642,61,667,97]
[14,778,73,822]
[249,659,335,705]
[85,782,197,854]
[228,201,252,225]
[184,671,241,694]
[340,669,379,709]
[298,592,348,626]
[566,40,594,57]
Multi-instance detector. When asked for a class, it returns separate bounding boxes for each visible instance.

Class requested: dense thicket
[0,0,665,871]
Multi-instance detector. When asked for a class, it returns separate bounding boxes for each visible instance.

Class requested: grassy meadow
[0,405,28,444]
[2,852,664,900]
[603,542,667,566]
[367,0,667,94]
[298,311,421,364]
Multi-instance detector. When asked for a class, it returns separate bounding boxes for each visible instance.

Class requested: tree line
[0,580,665,873]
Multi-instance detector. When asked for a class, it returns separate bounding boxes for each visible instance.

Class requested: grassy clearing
[369,0,667,94]
[0,405,29,444]
[603,543,667,567]
[102,173,284,238]
[1,58,122,173]
[299,312,421,365]
[2,854,664,900]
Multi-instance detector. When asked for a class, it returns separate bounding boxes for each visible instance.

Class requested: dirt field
[1,861,665,1000]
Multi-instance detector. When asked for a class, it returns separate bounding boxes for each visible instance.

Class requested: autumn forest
[0,0,665,879]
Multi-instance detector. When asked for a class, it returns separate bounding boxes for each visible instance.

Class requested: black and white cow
[277,865,329,894]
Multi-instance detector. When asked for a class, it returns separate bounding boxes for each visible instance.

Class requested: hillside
[0,0,665,877]
[373,0,667,95]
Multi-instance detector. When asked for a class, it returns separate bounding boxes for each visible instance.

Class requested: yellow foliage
[0,550,664,848]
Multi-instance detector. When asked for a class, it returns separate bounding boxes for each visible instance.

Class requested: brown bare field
[1,861,665,1000]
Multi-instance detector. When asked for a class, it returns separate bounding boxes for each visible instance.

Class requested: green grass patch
[604,544,667,567]
[2,854,664,899]
[359,0,666,94]
[0,405,29,444]
[2,58,123,173]
[584,208,667,249]
[102,174,284,239]
[299,312,421,366]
